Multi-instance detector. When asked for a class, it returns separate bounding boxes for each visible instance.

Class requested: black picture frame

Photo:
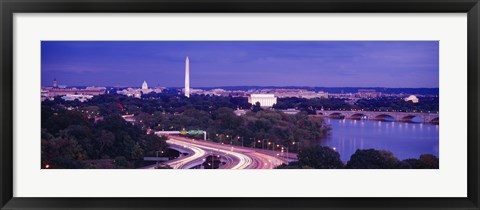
[1,0,479,209]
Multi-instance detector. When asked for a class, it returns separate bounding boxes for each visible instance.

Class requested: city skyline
[41,41,439,88]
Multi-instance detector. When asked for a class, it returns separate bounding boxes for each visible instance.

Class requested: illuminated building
[404,95,419,103]
[248,94,277,107]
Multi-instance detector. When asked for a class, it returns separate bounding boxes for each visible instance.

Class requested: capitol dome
[142,81,148,90]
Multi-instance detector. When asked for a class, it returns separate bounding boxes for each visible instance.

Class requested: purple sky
[41,41,439,88]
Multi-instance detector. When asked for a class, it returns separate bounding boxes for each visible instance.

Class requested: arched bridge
[316,110,439,124]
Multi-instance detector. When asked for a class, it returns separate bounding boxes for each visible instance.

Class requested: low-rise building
[61,94,94,102]
[234,109,248,116]
[280,109,301,115]
[357,89,381,98]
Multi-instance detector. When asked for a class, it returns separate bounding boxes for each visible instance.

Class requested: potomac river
[321,118,439,161]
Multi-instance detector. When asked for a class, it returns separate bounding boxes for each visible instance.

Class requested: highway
[165,139,206,169]
[140,143,200,169]
[158,136,296,169]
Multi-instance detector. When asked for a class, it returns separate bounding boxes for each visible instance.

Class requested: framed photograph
[1,0,479,209]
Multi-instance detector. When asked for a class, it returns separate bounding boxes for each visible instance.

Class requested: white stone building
[248,94,277,107]
[404,95,419,103]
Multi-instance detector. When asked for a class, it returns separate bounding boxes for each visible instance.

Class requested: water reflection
[322,119,439,161]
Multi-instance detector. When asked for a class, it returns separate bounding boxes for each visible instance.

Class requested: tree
[142,134,168,157]
[346,149,401,169]
[131,142,145,160]
[94,130,115,158]
[213,107,242,130]
[41,136,86,169]
[114,156,128,168]
[418,154,439,169]
[252,102,262,112]
[59,125,94,159]
[399,158,421,169]
[296,146,344,169]
[276,161,304,169]
[401,154,439,169]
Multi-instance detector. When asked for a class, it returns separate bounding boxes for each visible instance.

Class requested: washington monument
[184,56,190,98]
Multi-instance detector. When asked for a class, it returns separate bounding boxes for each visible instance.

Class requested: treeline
[273,96,439,114]
[273,98,352,114]
[355,97,439,112]
[277,147,439,169]
[41,107,168,169]
[73,93,332,149]
[41,93,252,117]
[137,108,331,150]
[46,92,438,120]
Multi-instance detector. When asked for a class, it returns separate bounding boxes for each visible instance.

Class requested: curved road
[141,142,201,169]
[166,140,207,169]
[163,136,294,169]
[168,138,251,169]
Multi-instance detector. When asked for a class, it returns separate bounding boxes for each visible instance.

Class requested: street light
[226,135,232,145]
[237,136,244,147]
[292,141,300,151]
[268,142,274,152]
[257,139,267,149]
[280,146,289,161]
[216,133,223,144]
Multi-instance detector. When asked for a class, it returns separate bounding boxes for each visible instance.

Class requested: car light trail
[167,139,206,169]
[166,136,291,169]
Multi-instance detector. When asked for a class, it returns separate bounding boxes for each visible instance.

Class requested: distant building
[329,92,354,99]
[61,94,94,102]
[317,91,328,98]
[301,91,329,99]
[280,109,301,115]
[117,81,163,98]
[42,86,106,97]
[122,114,136,124]
[234,109,248,116]
[258,88,328,99]
[41,90,50,101]
[404,95,419,103]
[41,79,106,101]
[357,89,381,98]
[248,94,277,107]
[117,88,142,98]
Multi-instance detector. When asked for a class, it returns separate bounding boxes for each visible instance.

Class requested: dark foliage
[346,149,401,169]
[296,146,344,169]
